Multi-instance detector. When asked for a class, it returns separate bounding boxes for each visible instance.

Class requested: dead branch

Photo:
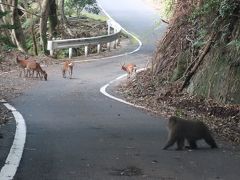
[160,18,169,24]
[180,32,217,91]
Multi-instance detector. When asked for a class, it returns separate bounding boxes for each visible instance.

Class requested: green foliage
[66,0,95,7]
[65,0,96,16]
[25,35,34,51]
[191,0,220,18]
[190,0,239,49]
[22,18,33,29]
[0,10,16,48]
[171,51,189,81]
[219,0,236,18]
[81,12,107,21]
[227,39,240,52]
[163,0,174,18]
[0,24,17,30]
[192,0,236,19]
[0,11,8,18]
[175,108,184,117]
[0,36,16,50]
[193,28,208,48]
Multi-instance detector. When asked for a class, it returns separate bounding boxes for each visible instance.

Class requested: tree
[39,0,50,54]
[65,0,95,17]
[0,0,13,43]
[0,0,27,52]
[0,11,12,47]
[59,0,67,24]
[11,0,27,53]
[49,0,58,39]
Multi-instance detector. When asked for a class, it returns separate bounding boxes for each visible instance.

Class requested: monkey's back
[169,117,210,140]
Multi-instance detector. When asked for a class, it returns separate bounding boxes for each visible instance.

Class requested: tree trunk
[11,0,27,53]
[180,32,216,91]
[40,0,50,54]
[49,0,58,39]
[0,0,15,44]
[31,15,38,56]
[59,0,67,25]
[58,0,74,37]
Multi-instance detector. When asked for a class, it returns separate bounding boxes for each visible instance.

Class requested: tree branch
[180,32,217,91]
[0,2,40,17]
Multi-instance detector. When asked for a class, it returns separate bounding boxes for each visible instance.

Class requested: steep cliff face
[153,0,240,104]
[188,47,240,104]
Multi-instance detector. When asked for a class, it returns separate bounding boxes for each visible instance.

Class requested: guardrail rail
[47,19,122,58]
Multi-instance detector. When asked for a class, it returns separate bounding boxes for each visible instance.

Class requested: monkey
[163,116,218,150]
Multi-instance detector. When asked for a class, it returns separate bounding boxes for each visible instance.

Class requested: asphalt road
[6,0,240,179]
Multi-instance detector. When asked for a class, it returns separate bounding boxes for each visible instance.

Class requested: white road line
[100,68,158,113]
[100,79,148,110]
[72,0,143,63]
[0,3,141,179]
[96,1,154,111]
[0,102,26,180]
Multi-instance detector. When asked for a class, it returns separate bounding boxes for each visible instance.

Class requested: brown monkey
[163,116,218,150]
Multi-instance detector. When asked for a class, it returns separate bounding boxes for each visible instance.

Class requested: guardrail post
[113,28,119,48]
[85,46,88,56]
[47,19,121,58]
[107,42,111,51]
[114,37,118,49]
[108,24,111,35]
[69,48,73,59]
[116,39,119,46]
[97,44,101,54]
[50,50,54,57]
[47,41,54,56]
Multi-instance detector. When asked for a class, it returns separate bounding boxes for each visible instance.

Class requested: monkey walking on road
[163,116,218,150]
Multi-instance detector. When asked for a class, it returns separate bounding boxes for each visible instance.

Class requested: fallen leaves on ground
[117,70,240,144]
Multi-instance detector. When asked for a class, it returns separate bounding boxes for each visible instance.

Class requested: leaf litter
[116,70,240,145]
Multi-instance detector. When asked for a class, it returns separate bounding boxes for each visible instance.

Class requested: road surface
[2,0,240,179]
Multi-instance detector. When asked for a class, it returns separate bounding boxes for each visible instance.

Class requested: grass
[81,12,108,21]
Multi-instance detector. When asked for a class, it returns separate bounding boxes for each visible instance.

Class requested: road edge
[71,0,143,63]
[0,100,26,180]
[0,2,142,179]
[97,1,156,112]
[100,68,158,114]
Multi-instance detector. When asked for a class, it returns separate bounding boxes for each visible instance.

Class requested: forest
[0,0,100,56]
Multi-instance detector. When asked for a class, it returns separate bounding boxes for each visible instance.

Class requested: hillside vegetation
[119,0,240,144]
[153,0,240,104]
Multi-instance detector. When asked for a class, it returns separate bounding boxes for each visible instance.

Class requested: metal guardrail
[47,19,122,58]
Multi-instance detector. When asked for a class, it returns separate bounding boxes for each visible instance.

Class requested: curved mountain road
[3,0,240,179]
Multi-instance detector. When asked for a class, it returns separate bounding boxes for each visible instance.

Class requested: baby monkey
[163,116,218,150]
